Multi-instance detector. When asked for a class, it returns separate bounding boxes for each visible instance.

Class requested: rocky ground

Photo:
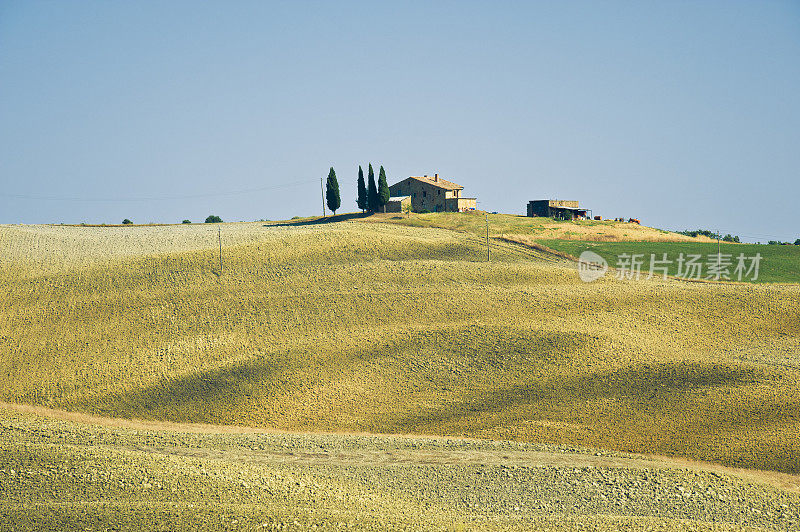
[1,406,798,531]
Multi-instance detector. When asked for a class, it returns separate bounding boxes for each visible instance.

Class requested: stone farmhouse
[387,174,477,213]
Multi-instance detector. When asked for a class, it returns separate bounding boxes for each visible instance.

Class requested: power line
[0,178,318,202]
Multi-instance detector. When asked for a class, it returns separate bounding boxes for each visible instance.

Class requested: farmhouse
[527,200,590,220]
[389,174,477,213]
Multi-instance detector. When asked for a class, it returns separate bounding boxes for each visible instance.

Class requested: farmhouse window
[423,190,427,197]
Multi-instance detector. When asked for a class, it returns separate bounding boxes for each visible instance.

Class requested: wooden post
[486,212,490,262]
[321,177,326,217]
[218,226,223,273]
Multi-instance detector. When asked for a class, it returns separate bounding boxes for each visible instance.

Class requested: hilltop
[352,211,719,242]
[360,212,800,283]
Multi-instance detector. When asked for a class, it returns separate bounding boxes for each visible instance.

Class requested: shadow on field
[75,355,288,423]
[396,362,766,430]
[76,325,589,424]
[393,360,800,472]
[262,212,370,228]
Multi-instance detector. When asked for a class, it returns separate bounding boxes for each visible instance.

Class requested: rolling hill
[1,216,798,475]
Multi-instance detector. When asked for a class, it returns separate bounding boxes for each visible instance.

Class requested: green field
[539,240,800,284]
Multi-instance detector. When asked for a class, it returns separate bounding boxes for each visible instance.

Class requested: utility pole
[717,229,721,255]
[320,176,326,217]
[486,212,490,262]
[218,226,223,274]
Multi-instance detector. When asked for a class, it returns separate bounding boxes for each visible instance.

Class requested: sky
[1,1,798,241]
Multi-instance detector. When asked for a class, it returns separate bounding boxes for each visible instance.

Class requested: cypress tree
[356,165,367,212]
[377,166,390,213]
[367,163,378,212]
[325,167,341,215]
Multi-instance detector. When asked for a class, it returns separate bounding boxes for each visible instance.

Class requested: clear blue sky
[1,1,798,241]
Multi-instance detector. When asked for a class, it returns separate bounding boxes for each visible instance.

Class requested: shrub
[795,239,800,246]
[122,219,133,225]
[205,215,223,224]
[182,220,191,224]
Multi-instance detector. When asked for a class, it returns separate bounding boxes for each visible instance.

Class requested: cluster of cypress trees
[356,164,390,213]
[325,164,390,216]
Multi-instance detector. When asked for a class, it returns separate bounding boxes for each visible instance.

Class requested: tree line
[325,164,390,215]
[678,229,800,245]
[678,229,740,242]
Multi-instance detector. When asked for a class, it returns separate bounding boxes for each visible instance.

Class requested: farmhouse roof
[407,175,463,191]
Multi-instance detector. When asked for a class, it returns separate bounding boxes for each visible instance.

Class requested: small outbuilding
[385,196,412,213]
[527,200,590,220]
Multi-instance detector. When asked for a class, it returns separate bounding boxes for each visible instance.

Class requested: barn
[527,200,590,220]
